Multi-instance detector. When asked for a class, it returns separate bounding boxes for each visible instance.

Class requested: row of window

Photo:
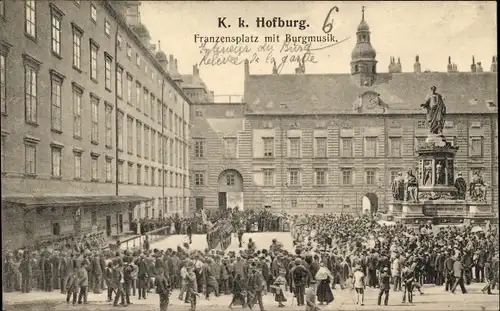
[195,109,235,118]
[193,168,375,187]
[193,136,484,159]
[6,1,187,132]
[19,140,188,187]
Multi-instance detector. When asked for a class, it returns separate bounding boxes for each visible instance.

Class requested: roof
[243,72,498,115]
[181,74,208,89]
[192,117,244,137]
[2,195,150,208]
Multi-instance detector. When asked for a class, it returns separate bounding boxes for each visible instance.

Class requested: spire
[414,55,421,74]
[158,40,161,50]
[448,56,451,64]
[416,55,419,62]
[362,5,365,21]
[471,55,477,72]
[397,57,401,64]
[272,60,278,75]
[491,56,497,73]
[351,6,377,86]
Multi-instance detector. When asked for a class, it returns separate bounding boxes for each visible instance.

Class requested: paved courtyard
[3,283,499,311]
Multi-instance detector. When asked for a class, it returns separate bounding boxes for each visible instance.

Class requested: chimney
[471,56,477,72]
[491,56,497,72]
[193,64,199,76]
[413,55,421,73]
[477,62,483,72]
[244,59,249,77]
[169,55,174,72]
[272,61,278,75]
[125,2,141,26]
[447,56,453,73]
[388,57,393,73]
[174,59,178,72]
[397,57,402,73]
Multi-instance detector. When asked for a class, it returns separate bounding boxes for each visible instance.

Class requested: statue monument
[387,86,493,225]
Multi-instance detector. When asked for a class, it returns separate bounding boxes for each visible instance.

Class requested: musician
[155,267,171,311]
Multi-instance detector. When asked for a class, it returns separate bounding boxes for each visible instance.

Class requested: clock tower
[350,6,378,87]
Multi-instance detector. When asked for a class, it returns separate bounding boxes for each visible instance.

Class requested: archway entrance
[362,193,378,215]
[218,169,244,211]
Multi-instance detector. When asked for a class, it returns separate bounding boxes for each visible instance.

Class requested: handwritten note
[195,6,349,73]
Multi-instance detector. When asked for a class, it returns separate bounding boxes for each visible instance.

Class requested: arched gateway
[361,192,379,215]
[218,169,244,211]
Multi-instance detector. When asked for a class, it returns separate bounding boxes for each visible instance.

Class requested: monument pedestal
[389,135,494,226]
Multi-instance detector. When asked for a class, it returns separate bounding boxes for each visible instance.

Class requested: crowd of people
[3,211,498,311]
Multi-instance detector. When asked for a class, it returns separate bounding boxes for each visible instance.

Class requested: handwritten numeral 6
[323,6,339,34]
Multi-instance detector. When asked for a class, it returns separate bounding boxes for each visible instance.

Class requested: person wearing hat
[290,257,308,306]
[378,266,391,306]
[155,267,171,311]
[272,269,288,307]
[247,260,266,311]
[351,265,366,306]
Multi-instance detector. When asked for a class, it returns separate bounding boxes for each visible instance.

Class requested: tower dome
[357,19,370,31]
[351,42,376,59]
[350,6,378,87]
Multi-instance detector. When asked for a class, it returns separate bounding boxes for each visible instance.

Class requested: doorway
[106,215,112,237]
[362,193,379,215]
[218,169,244,211]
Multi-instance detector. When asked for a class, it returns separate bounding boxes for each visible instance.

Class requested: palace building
[188,10,498,216]
[0,0,191,249]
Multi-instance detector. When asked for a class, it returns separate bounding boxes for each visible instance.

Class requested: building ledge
[2,195,149,209]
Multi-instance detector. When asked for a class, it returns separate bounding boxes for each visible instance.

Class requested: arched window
[372,65,376,73]
[354,64,359,73]
[362,35,366,41]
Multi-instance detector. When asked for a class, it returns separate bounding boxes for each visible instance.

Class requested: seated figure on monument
[469,171,488,202]
[421,86,447,135]
[391,172,405,201]
[405,170,419,203]
[454,172,467,200]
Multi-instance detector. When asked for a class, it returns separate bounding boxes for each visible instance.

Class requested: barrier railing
[101,224,174,251]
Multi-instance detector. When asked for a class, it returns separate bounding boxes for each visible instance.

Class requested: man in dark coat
[155,267,171,311]
[454,172,467,200]
[290,258,308,306]
[135,254,150,299]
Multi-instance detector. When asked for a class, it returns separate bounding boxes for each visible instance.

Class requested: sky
[140,1,497,99]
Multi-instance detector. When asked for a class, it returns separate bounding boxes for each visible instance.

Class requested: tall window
[341,138,353,157]
[90,42,98,81]
[136,121,142,157]
[263,169,274,186]
[1,54,6,114]
[226,173,235,186]
[105,55,112,91]
[126,74,132,104]
[263,137,274,157]
[51,147,62,177]
[50,9,62,55]
[157,100,162,125]
[136,164,142,184]
[72,26,82,69]
[169,110,173,131]
[151,131,156,162]
[105,105,112,148]
[144,88,149,116]
[136,53,141,67]
[105,158,112,182]
[128,162,134,184]
[25,144,36,174]
[315,168,326,185]
[104,20,110,36]
[389,137,402,157]
[224,137,237,158]
[136,82,141,110]
[116,67,123,97]
[91,96,99,144]
[288,138,300,158]
[50,75,62,132]
[25,0,36,38]
[366,170,376,185]
[470,137,483,157]
[74,152,82,179]
[144,126,149,159]
[364,137,377,157]
[194,172,204,186]
[194,139,204,157]
[25,66,38,124]
[126,44,132,58]
[288,169,299,186]
[90,4,97,22]
[315,137,327,158]
[342,169,352,185]
[1,135,5,172]
[117,111,124,150]
[151,95,155,121]
[127,116,133,154]
[72,88,82,138]
[169,139,173,165]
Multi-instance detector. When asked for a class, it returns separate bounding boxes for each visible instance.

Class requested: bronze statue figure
[422,161,432,186]
[391,172,405,201]
[469,171,488,202]
[454,172,467,200]
[405,170,419,203]
[421,86,447,135]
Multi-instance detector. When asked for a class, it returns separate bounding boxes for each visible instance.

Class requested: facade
[189,11,498,216]
[0,0,191,249]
